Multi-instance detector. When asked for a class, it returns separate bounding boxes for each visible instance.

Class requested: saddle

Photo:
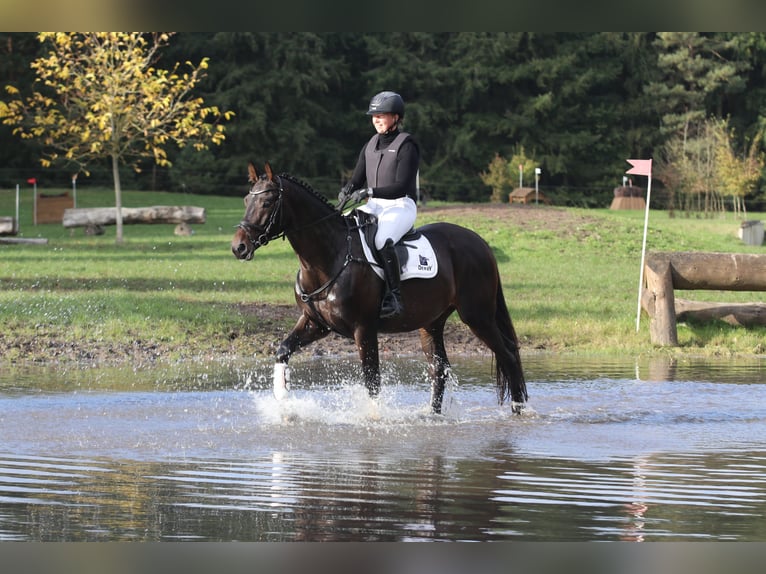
[351,210,437,281]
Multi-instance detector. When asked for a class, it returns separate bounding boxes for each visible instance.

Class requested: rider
[338,91,420,319]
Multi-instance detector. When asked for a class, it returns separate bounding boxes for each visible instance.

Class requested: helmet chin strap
[383,117,401,135]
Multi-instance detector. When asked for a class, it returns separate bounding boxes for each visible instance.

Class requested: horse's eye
[262,198,273,208]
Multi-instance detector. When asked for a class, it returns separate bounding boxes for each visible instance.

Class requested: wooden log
[63,206,206,228]
[648,251,766,291]
[643,254,678,346]
[675,298,766,327]
[0,237,48,245]
[0,216,17,236]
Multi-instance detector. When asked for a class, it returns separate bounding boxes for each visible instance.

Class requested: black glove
[348,187,372,204]
[337,186,371,211]
[337,183,353,206]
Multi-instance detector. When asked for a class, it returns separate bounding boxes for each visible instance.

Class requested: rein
[296,217,366,303]
[237,176,341,249]
[239,176,366,303]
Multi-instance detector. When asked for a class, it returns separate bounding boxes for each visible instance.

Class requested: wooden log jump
[63,206,206,229]
[641,251,766,346]
[36,192,74,224]
[0,216,18,236]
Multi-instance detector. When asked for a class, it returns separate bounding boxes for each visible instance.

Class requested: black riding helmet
[366,91,405,118]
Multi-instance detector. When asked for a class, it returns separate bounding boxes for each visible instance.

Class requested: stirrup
[380,292,403,319]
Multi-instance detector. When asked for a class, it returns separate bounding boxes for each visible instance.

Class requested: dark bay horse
[231,163,527,413]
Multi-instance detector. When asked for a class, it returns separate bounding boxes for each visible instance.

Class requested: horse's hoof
[273,363,290,400]
[511,401,525,414]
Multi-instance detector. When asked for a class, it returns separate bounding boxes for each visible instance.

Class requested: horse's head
[231,162,284,261]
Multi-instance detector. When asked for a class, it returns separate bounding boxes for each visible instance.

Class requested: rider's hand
[337,183,353,206]
[348,187,372,204]
[337,186,371,211]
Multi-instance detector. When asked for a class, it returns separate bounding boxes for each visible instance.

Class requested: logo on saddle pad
[356,225,438,281]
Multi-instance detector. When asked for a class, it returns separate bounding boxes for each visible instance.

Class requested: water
[0,354,765,541]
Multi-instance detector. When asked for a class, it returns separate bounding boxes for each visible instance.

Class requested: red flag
[27,178,37,184]
[626,159,652,177]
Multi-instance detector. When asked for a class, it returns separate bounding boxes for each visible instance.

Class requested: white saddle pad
[357,226,438,281]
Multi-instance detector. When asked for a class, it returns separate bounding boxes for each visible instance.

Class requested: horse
[231,162,527,414]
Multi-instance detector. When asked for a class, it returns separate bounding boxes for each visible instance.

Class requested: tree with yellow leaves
[0,32,233,243]
[713,118,763,218]
[480,145,538,203]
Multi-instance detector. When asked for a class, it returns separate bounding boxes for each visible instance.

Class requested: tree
[646,33,747,141]
[0,33,44,184]
[657,116,764,217]
[713,119,764,217]
[0,32,232,242]
[479,154,513,202]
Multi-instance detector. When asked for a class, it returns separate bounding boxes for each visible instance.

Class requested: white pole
[15,184,19,233]
[635,175,653,332]
[519,164,523,188]
[534,168,541,204]
[416,170,420,205]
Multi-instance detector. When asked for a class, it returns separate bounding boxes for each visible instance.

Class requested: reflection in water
[0,354,765,541]
[2,449,766,541]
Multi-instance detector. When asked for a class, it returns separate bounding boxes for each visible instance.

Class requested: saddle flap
[351,211,437,281]
[352,209,417,268]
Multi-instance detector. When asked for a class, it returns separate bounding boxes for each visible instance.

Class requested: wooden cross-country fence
[641,251,766,346]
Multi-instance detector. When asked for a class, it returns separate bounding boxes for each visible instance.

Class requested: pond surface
[1,354,765,541]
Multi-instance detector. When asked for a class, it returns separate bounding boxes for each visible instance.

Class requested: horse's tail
[494,282,528,407]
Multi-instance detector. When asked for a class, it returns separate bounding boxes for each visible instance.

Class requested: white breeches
[358,196,417,250]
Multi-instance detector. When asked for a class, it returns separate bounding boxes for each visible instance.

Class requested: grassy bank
[1,185,765,363]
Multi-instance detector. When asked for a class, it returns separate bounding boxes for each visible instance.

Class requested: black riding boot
[379,239,403,319]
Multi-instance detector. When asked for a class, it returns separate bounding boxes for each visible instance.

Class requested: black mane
[279,173,333,209]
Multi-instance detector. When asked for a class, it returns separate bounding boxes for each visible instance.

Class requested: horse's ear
[264,162,274,182]
[248,162,258,184]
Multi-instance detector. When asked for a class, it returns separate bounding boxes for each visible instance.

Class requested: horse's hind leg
[457,299,527,411]
[419,315,451,414]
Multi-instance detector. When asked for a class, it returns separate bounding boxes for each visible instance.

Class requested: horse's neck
[284,193,346,274]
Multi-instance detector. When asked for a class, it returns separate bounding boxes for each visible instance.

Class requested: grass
[1,185,765,363]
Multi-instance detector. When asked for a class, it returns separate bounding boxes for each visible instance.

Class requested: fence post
[644,254,678,346]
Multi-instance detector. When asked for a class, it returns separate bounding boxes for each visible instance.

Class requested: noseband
[237,177,285,249]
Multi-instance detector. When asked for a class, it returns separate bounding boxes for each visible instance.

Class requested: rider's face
[372,113,398,134]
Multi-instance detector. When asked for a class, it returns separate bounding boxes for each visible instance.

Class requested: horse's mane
[279,172,333,210]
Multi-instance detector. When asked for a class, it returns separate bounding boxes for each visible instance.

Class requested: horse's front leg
[354,327,380,397]
[273,312,330,399]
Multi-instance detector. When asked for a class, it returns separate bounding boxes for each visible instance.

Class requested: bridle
[236,175,368,304]
[237,175,343,250]
[236,176,286,250]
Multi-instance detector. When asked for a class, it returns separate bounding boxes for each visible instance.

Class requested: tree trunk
[660,251,766,291]
[112,154,124,244]
[63,206,206,227]
[675,297,766,327]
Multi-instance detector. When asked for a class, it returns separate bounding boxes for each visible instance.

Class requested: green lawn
[1,185,765,362]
